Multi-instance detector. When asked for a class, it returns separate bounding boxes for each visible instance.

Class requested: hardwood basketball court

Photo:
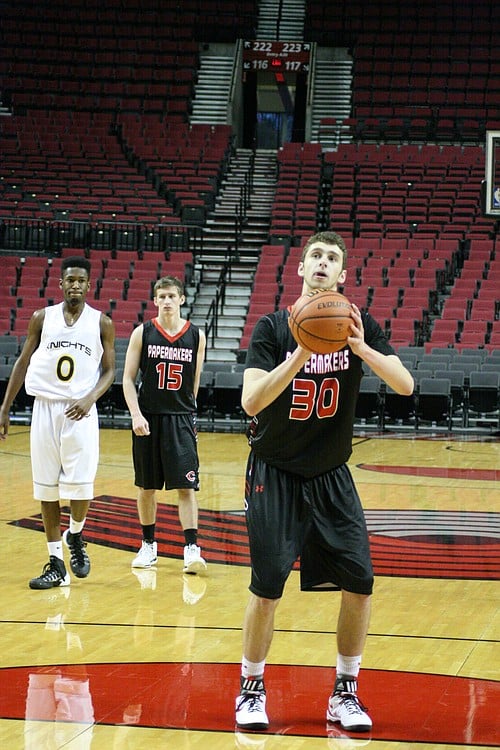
[0,425,498,749]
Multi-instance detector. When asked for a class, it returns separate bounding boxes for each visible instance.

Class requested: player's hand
[0,415,8,440]
[346,303,365,353]
[132,414,150,436]
[65,397,93,421]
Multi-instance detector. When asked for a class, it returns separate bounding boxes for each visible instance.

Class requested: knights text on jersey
[137,318,200,414]
[25,302,103,400]
[245,309,395,478]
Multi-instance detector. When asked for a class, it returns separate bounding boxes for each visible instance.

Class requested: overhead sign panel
[242,40,310,73]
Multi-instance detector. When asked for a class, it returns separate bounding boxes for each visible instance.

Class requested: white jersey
[25,302,103,400]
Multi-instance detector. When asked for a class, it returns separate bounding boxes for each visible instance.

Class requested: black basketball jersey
[245,308,394,478]
[137,318,200,414]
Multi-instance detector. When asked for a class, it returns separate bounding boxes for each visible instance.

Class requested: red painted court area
[1,663,498,745]
[14,497,500,580]
[358,463,500,482]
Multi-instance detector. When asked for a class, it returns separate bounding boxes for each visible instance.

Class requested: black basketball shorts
[244,453,374,599]
[133,412,200,491]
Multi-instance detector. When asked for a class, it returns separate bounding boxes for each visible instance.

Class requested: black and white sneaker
[235,691,269,731]
[63,529,90,578]
[236,678,269,731]
[327,678,372,732]
[29,556,70,589]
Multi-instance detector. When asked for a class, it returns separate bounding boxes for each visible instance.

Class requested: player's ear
[298,261,305,278]
[338,269,347,285]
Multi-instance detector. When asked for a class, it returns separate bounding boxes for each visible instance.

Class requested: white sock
[337,654,362,678]
[70,518,85,534]
[241,657,266,679]
[48,541,64,560]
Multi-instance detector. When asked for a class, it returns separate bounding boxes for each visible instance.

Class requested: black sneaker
[29,556,70,589]
[63,529,91,578]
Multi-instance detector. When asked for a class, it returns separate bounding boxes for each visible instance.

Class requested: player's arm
[122,324,149,435]
[65,313,116,420]
[193,328,206,399]
[242,345,311,417]
[348,304,414,395]
[0,309,44,438]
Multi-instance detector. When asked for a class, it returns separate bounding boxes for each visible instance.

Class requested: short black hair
[61,256,91,276]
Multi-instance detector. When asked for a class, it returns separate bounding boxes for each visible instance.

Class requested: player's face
[298,242,347,292]
[60,267,91,305]
[154,286,185,314]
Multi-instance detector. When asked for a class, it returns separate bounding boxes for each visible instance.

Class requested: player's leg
[131,488,158,568]
[242,593,280,664]
[327,591,373,731]
[309,466,373,732]
[236,456,300,731]
[131,415,160,568]
[29,401,70,589]
[178,487,207,574]
[337,590,372,658]
[41,501,62,542]
[60,407,98,579]
[160,414,205,573]
[137,487,157,525]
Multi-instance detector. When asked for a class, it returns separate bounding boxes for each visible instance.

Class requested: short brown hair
[300,231,348,269]
[153,275,184,297]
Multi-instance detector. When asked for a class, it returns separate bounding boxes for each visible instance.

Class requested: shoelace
[237,692,265,713]
[68,534,87,565]
[337,692,368,716]
[40,562,62,581]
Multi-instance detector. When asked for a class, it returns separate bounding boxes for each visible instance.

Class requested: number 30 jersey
[137,318,200,414]
[245,309,394,478]
[25,302,103,400]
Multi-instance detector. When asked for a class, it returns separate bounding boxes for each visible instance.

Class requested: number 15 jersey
[137,318,200,414]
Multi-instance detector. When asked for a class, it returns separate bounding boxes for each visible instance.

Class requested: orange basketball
[288,289,353,354]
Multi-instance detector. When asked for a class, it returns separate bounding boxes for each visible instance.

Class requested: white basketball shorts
[30,398,99,501]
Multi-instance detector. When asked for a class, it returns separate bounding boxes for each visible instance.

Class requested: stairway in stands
[310,47,353,149]
[190,43,235,125]
[256,0,306,40]
[190,149,277,362]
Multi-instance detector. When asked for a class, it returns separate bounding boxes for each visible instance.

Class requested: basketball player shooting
[235,231,414,733]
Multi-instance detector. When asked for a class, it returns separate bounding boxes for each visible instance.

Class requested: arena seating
[2,251,193,338]
[306,0,500,143]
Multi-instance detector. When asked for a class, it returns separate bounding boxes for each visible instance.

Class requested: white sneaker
[131,540,157,568]
[235,691,269,731]
[327,691,372,732]
[183,544,207,574]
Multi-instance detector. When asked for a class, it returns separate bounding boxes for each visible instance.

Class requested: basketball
[288,289,353,354]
